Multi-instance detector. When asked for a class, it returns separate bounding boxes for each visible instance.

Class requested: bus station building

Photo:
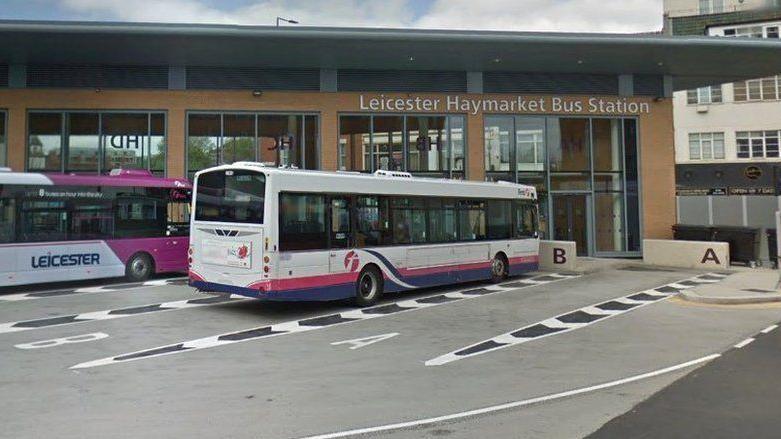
[0,20,779,257]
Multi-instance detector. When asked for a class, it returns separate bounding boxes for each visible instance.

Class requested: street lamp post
[276,17,299,26]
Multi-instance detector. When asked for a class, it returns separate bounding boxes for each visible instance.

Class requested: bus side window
[329,196,351,249]
[0,196,15,243]
[513,200,538,238]
[457,200,486,241]
[279,193,327,251]
[355,196,389,247]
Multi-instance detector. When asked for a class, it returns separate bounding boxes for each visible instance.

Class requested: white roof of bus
[196,163,537,200]
[0,171,53,186]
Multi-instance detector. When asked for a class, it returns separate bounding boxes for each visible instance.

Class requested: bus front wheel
[126,253,153,282]
[354,266,383,307]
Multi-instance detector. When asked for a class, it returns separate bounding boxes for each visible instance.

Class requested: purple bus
[0,168,191,288]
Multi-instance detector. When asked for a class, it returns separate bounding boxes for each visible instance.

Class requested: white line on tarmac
[425,273,725,366]
[760,325,778,334]
[734,338,755,349]
[0,277,189,302]
[297,354,721,439]
[70,273,580,369]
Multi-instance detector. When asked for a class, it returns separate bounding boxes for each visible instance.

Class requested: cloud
[59,0,664,33]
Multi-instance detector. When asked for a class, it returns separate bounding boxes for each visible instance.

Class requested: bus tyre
[491,253,509,283]
[126,253,153,282]
[354,266,383,307]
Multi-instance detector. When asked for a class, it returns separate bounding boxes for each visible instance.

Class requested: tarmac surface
[1,265,779,438]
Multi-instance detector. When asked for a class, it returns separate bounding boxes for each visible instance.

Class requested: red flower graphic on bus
[237,245,249,260]
[344,250,360,272]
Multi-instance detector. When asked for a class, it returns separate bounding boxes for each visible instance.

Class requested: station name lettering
[359,95,651,115]
[31,253,101,268]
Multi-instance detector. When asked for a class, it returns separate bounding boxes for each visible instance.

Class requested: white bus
[189,163,539,306]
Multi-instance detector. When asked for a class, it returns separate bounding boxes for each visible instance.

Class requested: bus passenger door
[328,196,354,274]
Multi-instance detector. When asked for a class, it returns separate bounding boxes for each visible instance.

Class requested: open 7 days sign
[359,94,652,116]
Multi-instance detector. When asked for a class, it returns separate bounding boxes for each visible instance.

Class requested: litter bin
[672,224,714,242]
[712,226,761,267]
[768,229,778,269]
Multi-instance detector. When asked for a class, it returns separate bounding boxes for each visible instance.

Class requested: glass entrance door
[552,194,590,256]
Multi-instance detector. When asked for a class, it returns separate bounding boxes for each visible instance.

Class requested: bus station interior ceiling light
[252,90,263,97]
[408,56,415,62]
[492,57,502,63]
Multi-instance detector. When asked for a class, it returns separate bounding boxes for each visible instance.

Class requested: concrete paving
[0,266,779,438]
[680,269,781,304]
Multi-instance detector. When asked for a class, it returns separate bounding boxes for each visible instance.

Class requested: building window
[338,114,465,178]
[686,86,722,104]
[0,111,6,167]
[699,0,724,14]
[688,132,725,160]
[736,130,780,158]
[723,24,780,39]
[27,111,166,175]
[187,112,319,179]
[734,76,780,102]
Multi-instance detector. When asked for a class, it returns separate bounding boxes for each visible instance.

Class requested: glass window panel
[689,133,701,159]
[697,87,711,103]
[374,116,404,171]
[102,113,149,172]
[428,199,457,243]
[734,81,747,101]
[484,116,513,172]
[28,113,63,171]
[623,119,640,252]
[450,116,465,172]
[67,113,100,173]
[355,196,391,247]
[513,200,538,239]
[762,77,778,100]
[457,201,486,241]
[330,197,351,249]
[0,112,5,167]
[751,138,764,157]
[279,193,326,250]
[551,173,591,191]
[222,114,256,164]
[516,117,545,172]
[766,131,779,157]
[486,200,511,240]
[767,26,779,38]
[593,119,623,171]
[736,133,750,158]
[595,192,626,253]
[338,116,371,171]
[187,113,220,176]
[304,115,318,170]
[517,172,547,195]
[748,80,762,100]
[687,89,698,104]
[551,118,590,172]
[713,133,725,159]
[0,196,15,243]
[70,200,114,240]
[702,139,713,159]
[595,173,623,191]
[150,114,166,176]
[408,116,447,173]
[19,201,68,242]
[258,114,303,168]
[711,85,722,103]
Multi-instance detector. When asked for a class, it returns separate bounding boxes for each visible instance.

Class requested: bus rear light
[263,265,270,273]
[265,237,269,251]
[188,246,194,255]
[263,256,270,263]
[188,257,193,265]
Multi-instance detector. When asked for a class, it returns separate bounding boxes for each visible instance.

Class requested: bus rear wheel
[354,266,383,307]
[126,253,153,282]
[491,253,509,283]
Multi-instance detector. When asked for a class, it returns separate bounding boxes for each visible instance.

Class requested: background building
[665,1,781,264]
[0,21,779,257]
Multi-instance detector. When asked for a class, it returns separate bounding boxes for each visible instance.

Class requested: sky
[0,0,665,33]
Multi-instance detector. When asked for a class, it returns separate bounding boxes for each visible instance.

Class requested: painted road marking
[331,333,399,350]
[760,324,778,334]
[14,332,109,350]
[297,354,721,439]
[0,277,189,302]
[425,273,730,366]
[734,337,755,348]
[0,294,246,334]
[70,273,580,369]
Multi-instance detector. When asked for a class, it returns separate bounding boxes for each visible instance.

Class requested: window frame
[736,130,780,159]
[26,110,168,175]
[688,132,725,160]
[337,113,467,179]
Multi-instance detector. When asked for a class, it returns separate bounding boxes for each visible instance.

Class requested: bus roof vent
[374,170,413,179]
[496,180,516,185]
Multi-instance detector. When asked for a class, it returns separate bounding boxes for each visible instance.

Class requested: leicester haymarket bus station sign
[358,94,652,115]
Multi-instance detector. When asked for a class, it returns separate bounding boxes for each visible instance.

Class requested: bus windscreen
[195,169,265,224]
